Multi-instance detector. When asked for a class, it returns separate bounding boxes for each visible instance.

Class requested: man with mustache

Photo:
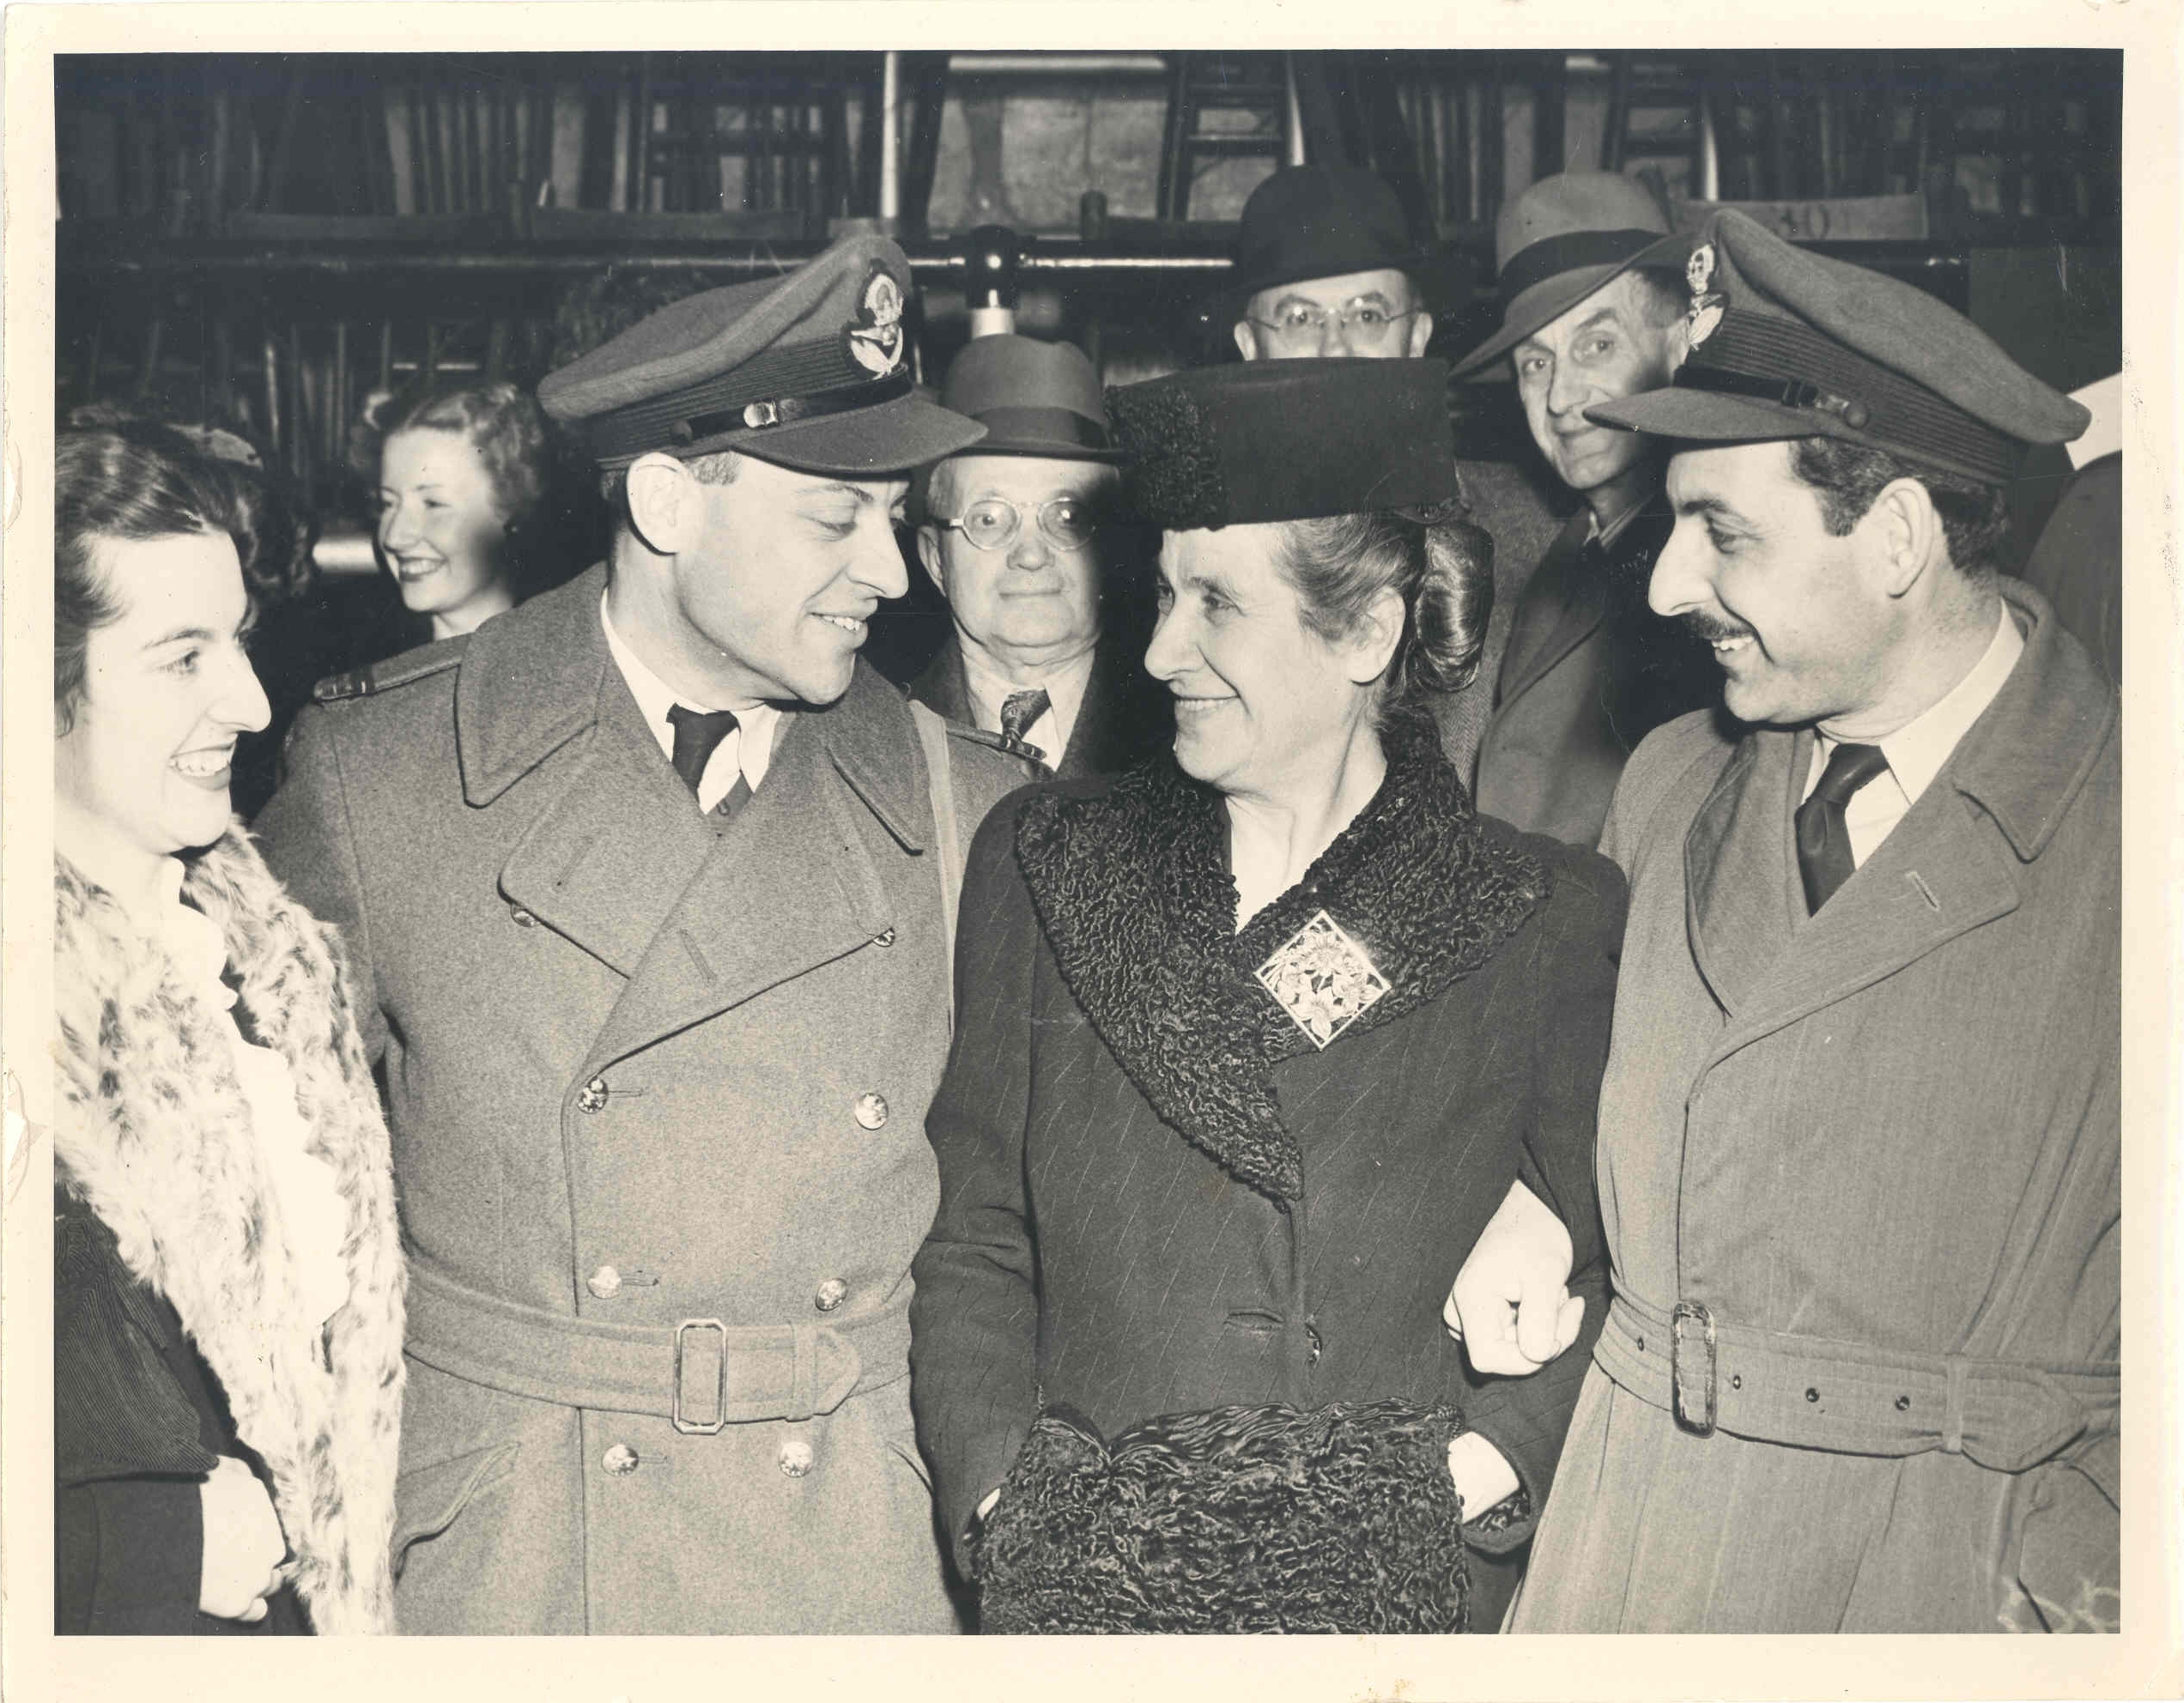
[1507,211,2118,1633]
[257,235,1034,1633]
[1451,173,1718,848]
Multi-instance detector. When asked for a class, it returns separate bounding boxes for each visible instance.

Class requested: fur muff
[52,827,405,1633]
[978,1400,1471,1633]
[1014,716,1548,1200]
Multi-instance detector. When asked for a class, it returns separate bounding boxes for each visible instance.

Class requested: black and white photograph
[3,7,2175,1699]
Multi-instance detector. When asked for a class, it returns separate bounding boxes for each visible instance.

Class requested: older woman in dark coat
[909,359,1624,1634]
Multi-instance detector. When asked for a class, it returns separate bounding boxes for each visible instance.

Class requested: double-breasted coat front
[1512,581,2120,1633]
[256,565,1030,1634]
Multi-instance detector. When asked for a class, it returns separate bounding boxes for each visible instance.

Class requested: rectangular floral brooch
[1254,910,1391,1049]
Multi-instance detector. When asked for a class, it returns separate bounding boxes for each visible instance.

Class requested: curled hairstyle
[350,379,553,533]
[1788,437,2011,577]
[1271,506,1495,724]
[55,427,255,733]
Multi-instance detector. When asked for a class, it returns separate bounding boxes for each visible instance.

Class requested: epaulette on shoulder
[311,634,467,705]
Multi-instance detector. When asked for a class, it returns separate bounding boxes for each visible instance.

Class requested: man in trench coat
[256,236,1034,1633]
[1503,212,2119,1633]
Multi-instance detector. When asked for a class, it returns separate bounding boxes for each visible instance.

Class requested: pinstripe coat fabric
[909,728,1626,1632]
[1510,580,2120,1633]
[255,566,1034,1634]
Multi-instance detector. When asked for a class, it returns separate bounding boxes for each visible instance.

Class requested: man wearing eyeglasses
[910,335,1172,779]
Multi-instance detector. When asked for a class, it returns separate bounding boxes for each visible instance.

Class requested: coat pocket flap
[391,1441,519,1569]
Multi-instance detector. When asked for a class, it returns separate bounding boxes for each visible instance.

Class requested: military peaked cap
[1592,209,2090,483]
[538,233,984,475]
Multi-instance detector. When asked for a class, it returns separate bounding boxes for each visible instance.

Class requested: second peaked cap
[538,233,983,475]
[1106,359,1458,530]
[1592,209,2088,482]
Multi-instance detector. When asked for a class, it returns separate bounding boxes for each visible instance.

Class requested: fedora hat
[936,335,1125,464]
[1451,173,1678,377]
[1230,166,1428,304]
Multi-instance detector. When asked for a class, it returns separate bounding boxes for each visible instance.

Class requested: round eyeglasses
[1247,300,1418,348]
[936,495,1097,553]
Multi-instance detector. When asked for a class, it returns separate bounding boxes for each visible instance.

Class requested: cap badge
[847,266,907,377]
[1683,244,1726,351]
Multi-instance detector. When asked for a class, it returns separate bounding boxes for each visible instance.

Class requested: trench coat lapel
[463,569,719,979]
[1688,582,2110,1071]
[1697,762,2023,1069]
[1684,728,1805,1015]
[583,665,921,1070]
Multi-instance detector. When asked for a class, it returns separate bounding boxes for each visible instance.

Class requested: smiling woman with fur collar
[51,427,405,1634]
[908,359,1627,1633]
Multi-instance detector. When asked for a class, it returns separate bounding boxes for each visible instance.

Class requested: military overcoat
[1512,581,2120,1633]
[256,565,1031,1634]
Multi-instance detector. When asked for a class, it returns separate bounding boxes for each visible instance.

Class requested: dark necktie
[665,704,750,815]
[1794,742,1890,914]
[998,688,1051,763]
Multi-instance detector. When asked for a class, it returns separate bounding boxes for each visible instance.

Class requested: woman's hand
[1443,1178,1583,1375]
[1446,1431,1520,1519]
[197,1456,287,1621]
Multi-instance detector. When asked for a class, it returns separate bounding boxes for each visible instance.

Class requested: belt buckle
[673,1318,729,1435]
[1670,1300,1718,1436]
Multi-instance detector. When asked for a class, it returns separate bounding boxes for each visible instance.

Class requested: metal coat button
[578,1076,609,1113]
[814,1278,849,1313]
[602,1443,640,1476]
[778,1439,815,1478]
[852,1093,888,1131]
[510,906,538,929]
[1304,1320,1324,1365]
[587,1264,622,1300]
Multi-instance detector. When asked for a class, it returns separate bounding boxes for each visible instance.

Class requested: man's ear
[623,453,703,557]
[1233,320,1261,362]
[1405,310,1435,359]
[1346,586,1407,686]
[914,525,949,599]
[1869,476,1947,599]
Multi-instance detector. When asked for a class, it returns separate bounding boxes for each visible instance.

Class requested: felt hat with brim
[1590,209,2090,484]
[1229,166,1429,306]
[937,335,1125,464]
[537,233,985,475]
[1451,172,1677,378]
[1107,359,1458,530]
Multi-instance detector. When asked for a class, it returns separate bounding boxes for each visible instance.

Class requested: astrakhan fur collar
[53,827,405,1633]
[1016,717,1547,1201]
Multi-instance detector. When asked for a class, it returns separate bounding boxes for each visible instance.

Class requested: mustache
[1681,611,1756,645]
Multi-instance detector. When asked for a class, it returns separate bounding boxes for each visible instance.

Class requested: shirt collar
[1584,499,1649,552]
[1820,604,2025,809]
[957,639,1097,738]
[598,591,780,776]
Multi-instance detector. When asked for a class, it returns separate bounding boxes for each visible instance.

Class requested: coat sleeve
[1457,848,1625,1554]
[908,794,1045,1584]
[252,704,385,1063]
[53,1197,219,1633]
